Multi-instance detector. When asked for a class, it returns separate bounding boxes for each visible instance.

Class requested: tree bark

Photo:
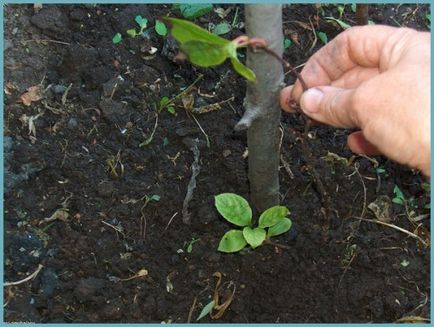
[356,4,369,26]
[235,4,283,213]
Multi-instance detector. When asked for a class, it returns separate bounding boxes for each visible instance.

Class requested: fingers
[291,25,412,101]
[347,131,381,156]
[299,86,362,129]
[280,85,295,112]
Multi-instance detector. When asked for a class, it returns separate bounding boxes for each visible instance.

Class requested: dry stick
[353,217,429,247]
[4,264,44,287]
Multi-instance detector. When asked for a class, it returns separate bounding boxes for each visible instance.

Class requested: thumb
[300,86,362,129]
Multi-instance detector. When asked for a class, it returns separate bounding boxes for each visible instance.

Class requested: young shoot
[215,193,293,253]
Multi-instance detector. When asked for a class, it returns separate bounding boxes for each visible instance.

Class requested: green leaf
[196,300,215,321]
[268,217,292,237]
[127,29,138,37]
[218,230,248,253]
[159,96,170,109]
[376,168,386,174]
[368,19,375,25]
[181,40,228,67]
[215,193,252,227]
[167,107,176,115]
[258,206,289,228]
[135,15,148,30]
[400,259,410,267]
[155,20,167,36]
[283,38,292,49]
[324,17,351,29]
[392,197,405,205]
[230,57,256,81]
[243,227,266,249]
[393,185,405,201]
[179,4,213,20]
[351,3,356,13]
[162,17,229,46]
[318,31,328,44]
[213,21,232,35]
[150,194,160,201]
[112,33,122,44]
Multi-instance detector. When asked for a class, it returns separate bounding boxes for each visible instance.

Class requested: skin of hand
[280,25,430,176]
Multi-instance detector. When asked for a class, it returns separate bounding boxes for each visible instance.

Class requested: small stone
[222,149,231,157]
[51,85,67,94]
[67,118,78,129]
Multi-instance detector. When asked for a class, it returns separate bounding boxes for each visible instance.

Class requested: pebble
[67,117,78,129]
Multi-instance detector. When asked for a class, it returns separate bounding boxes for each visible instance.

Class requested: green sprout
[127,15,148,37]
[177,238,200,253]
[113,15,167,44]
[215,193,292,253]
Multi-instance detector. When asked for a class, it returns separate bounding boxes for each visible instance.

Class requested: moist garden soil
[3,3,430,323]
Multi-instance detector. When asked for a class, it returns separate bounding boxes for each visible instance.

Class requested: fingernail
[301,88,323,114]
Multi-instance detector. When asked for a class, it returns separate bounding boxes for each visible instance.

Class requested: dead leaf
[4,82,17,95]
[39,208,69,225]
[290,31,300,46]
[209,272,236,320]
[181,92,195,111]
[214,7,232,19]
[19,85,43,106]
[47,121,63,134]
[120,268,148,281]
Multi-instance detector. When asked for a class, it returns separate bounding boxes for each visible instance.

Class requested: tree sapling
[215,193,292,253]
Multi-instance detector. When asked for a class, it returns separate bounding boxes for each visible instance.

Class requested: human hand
[280,25,430,176]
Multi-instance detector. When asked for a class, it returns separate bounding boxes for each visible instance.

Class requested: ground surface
[3,4,431,323]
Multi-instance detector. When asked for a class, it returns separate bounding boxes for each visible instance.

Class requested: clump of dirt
[4,4,430,323]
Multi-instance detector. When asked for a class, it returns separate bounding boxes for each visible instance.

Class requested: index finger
[291,25,411,101]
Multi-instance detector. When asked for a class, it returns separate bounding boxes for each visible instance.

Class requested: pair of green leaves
[161,17,256,81]
[215,193,292,253]
[113,15,167,44]
[128,15,167,37]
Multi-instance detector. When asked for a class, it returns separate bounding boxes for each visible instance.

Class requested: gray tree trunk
[235,4,284,213]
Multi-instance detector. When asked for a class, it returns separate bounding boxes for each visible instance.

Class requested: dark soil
[4,3,430,323]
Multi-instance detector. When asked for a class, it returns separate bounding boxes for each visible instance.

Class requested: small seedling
[392,185,406,205]
[400,259,410,267]
[215,193,292,253]
[177,238,200,253]
[159,96,176,115]
[127,15,148,37]
[283,38,292,49]
[392,184,417,210]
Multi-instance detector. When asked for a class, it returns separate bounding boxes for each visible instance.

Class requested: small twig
[187,296,198,323]
[4,264,44,287]
[264,239,291,250]
[353,217,429,247]
[22,39,70,46]
[162,212,179,234]
[190,113,210,148]
[101,220,125,237]
[353,163,367,219]
[308,16,318,52]
[139,113,158,147]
